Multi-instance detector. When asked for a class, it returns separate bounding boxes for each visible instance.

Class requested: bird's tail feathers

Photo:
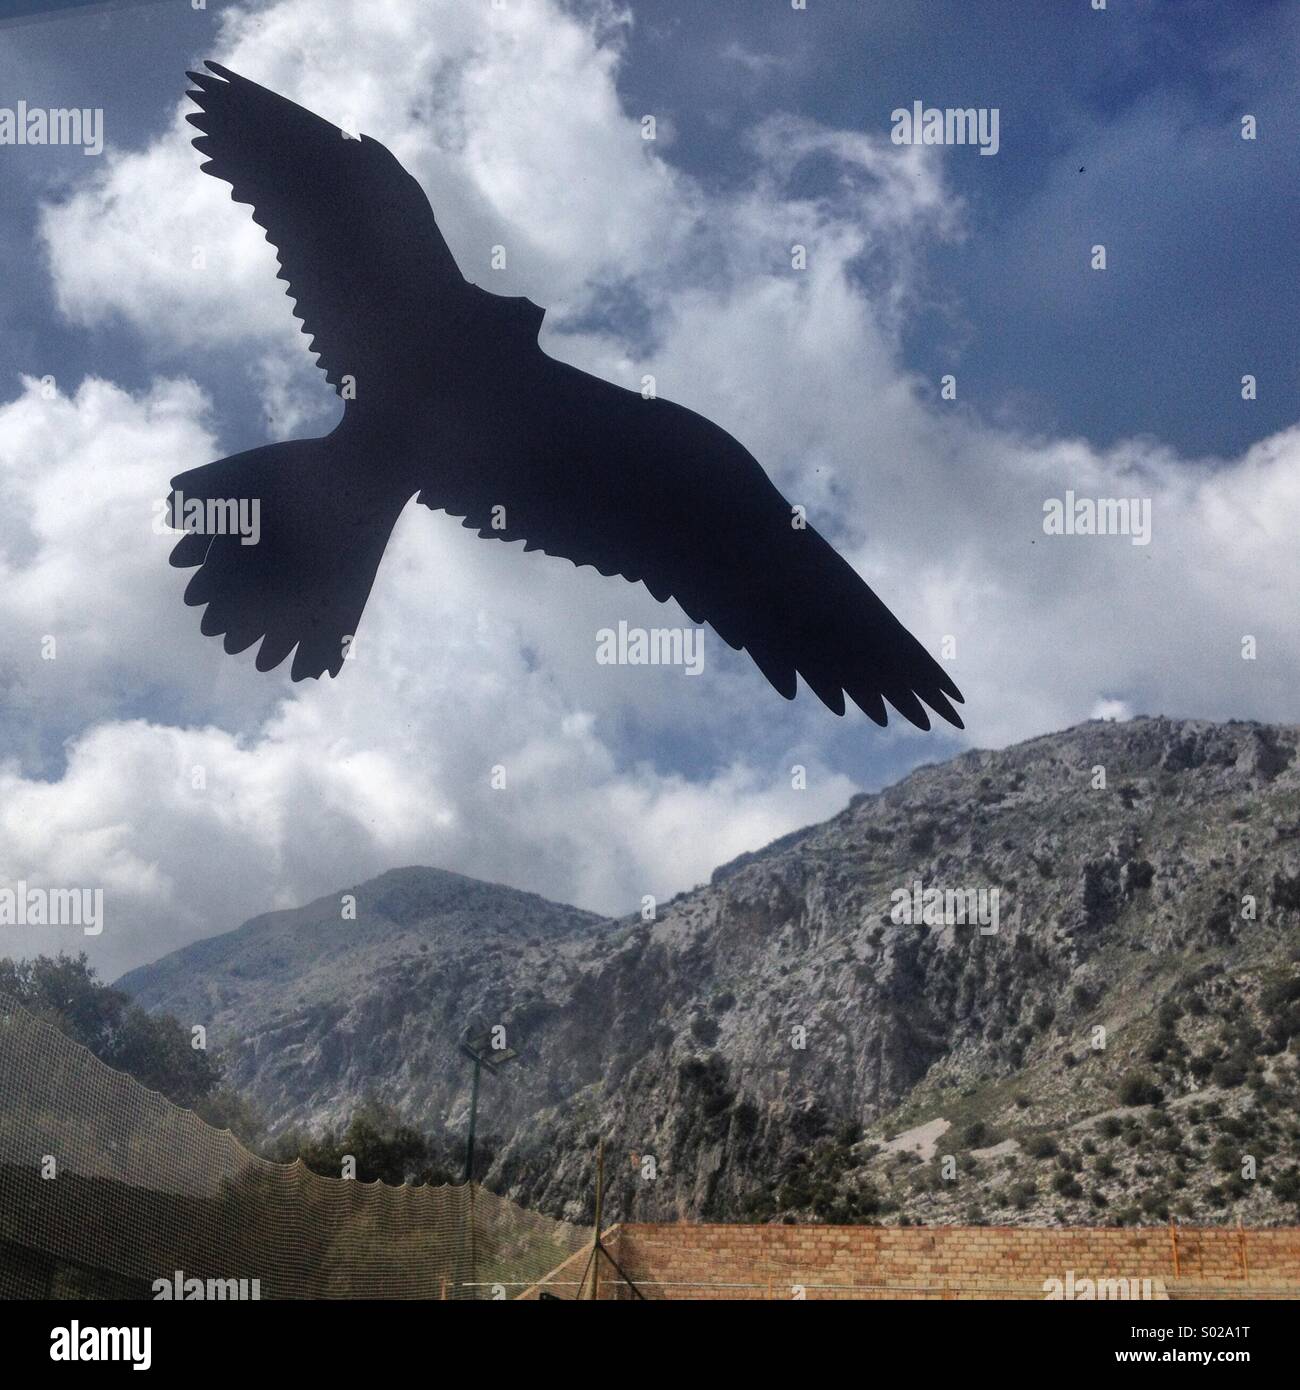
[167,433,407,679]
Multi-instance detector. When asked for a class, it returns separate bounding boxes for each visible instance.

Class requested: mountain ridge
[119,716,1300,1228]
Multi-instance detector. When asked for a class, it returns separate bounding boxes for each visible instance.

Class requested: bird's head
[465,283,546,342]
[503,293,546,337]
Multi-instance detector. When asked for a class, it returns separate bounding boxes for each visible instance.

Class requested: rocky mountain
[118,867,605,1140]
[120,717,1300,1228]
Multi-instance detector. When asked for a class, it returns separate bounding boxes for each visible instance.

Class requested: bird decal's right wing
[425,353,964,730]
[185,60,464,394]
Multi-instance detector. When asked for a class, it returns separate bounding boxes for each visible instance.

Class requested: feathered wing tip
[878,654,965,731]
[815,664,964,732]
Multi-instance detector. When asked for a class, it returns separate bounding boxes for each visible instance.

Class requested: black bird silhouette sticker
[170,62,964,730]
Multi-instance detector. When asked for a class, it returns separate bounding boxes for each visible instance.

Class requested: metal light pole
[463,1050,482,1185]
[459,1027,519,1184]
[458,1025,519,1300]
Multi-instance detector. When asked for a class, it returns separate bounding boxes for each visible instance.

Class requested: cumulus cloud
[41,0,690,353]
[0,497,861,969]
[0,374,225,759]
[1,0,1296,976]
[0,375,860,974]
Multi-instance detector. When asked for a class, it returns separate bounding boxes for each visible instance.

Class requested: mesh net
[0,991,588,1299]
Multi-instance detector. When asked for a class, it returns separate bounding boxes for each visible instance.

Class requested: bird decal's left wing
[185,60,464,394]
[423,353,964,730]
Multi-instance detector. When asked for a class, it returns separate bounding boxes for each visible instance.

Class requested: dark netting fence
[0,992,588,1299]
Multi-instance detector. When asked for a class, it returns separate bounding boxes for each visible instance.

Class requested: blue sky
[0,0,1296,974]
[624,0,1300,458]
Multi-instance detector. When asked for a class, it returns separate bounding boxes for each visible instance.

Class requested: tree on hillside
[0,952,261,1136]
[3,955,465,1178]
[269,1098,465,1186]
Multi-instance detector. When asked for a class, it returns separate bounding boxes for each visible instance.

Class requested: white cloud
[1,0,1297,977]
[41,0,691,353]
[0,635,858,972]
[0,375,231,753]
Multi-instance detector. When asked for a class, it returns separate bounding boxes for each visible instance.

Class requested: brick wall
[521,1224,1300,1300]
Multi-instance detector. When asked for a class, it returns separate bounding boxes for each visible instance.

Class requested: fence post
[468,1179,476,1300]
[588,1140,605,1300]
